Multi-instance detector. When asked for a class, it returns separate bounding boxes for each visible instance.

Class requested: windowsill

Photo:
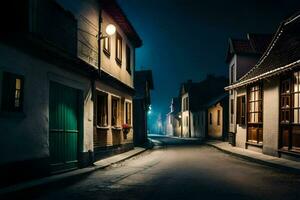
[97,126,110,130]
[247,122,263,125]
[278,148,300,156]
[111,126,122,130]
[0,111,26,118]
[115,58,122,66]
[103,49,110,58]
[246,141,263,147]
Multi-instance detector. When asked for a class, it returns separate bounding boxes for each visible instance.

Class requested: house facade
[226,33,272,145]
[226,13,300,160]
[133,70,154,146]
[207,94,229,140]
[0,0,95,181]
[0,0,142,183]
[178,76,228,139]
[91,0,142,160]
[166,97,181,137]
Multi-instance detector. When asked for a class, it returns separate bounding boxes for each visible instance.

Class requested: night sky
[118,0,300,129]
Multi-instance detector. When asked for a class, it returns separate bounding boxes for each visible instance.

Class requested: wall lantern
[105,24,116,36]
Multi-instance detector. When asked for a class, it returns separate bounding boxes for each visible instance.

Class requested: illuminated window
[103,37,110,57]
[115,32,122,65]
[247,84,263,144]
[111,96,120,127]
[280,72,300,152]
[1,72,24,112]
[125,101,132,125]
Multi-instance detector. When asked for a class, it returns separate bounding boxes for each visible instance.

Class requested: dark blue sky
[118,0,300,118]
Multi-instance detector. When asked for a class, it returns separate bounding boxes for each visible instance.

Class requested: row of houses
[166,75,228,140]
[227,12,300,160]
[166,12,300,162]
[0,0,153,185]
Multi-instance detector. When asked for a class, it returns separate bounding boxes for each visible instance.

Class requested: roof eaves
[225,60,300,90]
[237,22,285,83]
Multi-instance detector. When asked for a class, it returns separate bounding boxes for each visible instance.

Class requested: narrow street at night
[7,136,300,200]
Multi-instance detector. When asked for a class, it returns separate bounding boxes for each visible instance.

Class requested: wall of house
[56,0,100,67]
[95,81,133,148]
[165,114,174,136]
[208,103,223,139]
[0,43,93,165]
[174,117,182,137]
[101,11,135,88]
[229,55,237,134]
[181,93,190,137]
[236,55,259,80]
[236,87,247,148]
[262,77,280,156]
[191,111,206,138]
[133,99,146,145]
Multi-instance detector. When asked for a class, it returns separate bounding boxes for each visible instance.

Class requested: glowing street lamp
[105,24,116,36]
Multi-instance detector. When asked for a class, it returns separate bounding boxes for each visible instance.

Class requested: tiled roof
[180,75,228,111]
[228,12,300,89]
[231,39,254,54]
[101,0,142,47]
[226,33,272,63]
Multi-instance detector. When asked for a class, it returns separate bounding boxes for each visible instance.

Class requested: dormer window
[115,32,122,66]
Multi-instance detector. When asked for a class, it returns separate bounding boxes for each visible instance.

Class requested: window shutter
[237,96,246,125]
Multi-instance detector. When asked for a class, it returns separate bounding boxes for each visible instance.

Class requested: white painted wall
[262,77,280,156]
[181,93,189,137]
[235,88,247,148]
[229,55,237,134]
[0,43,93,165]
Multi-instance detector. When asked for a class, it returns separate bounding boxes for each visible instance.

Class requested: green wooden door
[49,81,79,173]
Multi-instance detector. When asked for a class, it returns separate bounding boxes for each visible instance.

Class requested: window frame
[126,44,131,74]
[237,95,246,125]
[111,95,121,127]
[103,36,111,57]
[247,83,263,144]
[280,72,300,152]
[124,101,132,126]
[115,32,122,66]
[96,91,108,127]
[1,72,24,112]
[217,110,221,126]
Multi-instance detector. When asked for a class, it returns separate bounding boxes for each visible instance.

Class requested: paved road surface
[6,136,300,200]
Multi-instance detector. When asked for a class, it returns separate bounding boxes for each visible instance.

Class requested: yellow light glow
[106,24,116,36]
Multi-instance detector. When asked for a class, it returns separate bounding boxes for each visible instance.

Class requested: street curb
[206,143,300,174]
[0,147,148,196]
